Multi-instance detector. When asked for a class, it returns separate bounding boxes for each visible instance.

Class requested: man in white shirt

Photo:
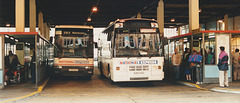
[171,49,181,80]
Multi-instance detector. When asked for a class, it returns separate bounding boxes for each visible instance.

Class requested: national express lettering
[120,60,158,65]
[59,60,89,64]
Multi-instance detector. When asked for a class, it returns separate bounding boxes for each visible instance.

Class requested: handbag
[190,63,195,67]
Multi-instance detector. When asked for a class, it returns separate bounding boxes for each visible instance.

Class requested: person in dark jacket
[4,51,21,84]
[183,48,191,81]
[217,46,229,87]
[5,51,21,71]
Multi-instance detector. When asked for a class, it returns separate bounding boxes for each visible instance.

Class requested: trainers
[196,82,200,84]
[200,82,203,84]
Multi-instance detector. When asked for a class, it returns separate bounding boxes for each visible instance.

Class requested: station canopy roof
[0,0,240,28]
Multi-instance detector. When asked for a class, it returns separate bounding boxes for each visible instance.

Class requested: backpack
[207,54,214,64]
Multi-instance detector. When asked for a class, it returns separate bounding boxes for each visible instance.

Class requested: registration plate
[69,69,78,71]
[134,72,144,74]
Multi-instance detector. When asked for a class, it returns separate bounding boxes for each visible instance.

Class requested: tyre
[86,76,92,80]
[99,62,104,78]
[107,64,111,78]
[110,79,115,85]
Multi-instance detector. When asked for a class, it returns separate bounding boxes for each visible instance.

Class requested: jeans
[173,66,180,80]
[196,64,203,82]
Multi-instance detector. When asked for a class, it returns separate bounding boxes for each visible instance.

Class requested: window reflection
[129,36,134,47]
[205,34,216,65]
[55,36,92,58]
[115,34,160,57]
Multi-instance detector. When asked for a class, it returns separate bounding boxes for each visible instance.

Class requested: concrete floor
[17,68,240,103]
[0,82,36,102]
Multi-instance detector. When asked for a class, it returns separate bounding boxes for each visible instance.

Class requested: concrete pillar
[157,0,164,37]
[38,12,43,35]
[43,23,47,38]
[177,27,181,35]
[0,35,4,89]
[45,24,50,40]
[137,13,141,18]
[15,0,25,32]
[29,0,36,32]
[224,14,228,30]
[189,0,199,32]
[47,26,50,40]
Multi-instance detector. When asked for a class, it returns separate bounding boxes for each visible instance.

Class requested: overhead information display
[55,28,93,35]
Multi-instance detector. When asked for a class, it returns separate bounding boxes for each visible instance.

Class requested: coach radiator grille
[129,66,135,71]
[142,66,149,71]
[129,66,149,71]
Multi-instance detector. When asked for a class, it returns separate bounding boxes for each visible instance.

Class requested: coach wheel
[107,64,111,78]
[99,62,104,78]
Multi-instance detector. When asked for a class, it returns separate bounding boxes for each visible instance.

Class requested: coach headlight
[153,66,158,70]
[85,66,93,69]
[54,66,62,68]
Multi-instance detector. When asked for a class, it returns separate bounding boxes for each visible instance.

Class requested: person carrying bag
[189,50,203,84]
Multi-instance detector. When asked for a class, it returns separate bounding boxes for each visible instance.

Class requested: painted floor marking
[181,82,209,91]
[0,77,50,103]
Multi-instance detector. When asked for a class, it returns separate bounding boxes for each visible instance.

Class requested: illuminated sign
[120,60,158,65]
[140,29,156,33]
[63,31,86,35]
[55,28,93,35]
[16,44,23,50]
